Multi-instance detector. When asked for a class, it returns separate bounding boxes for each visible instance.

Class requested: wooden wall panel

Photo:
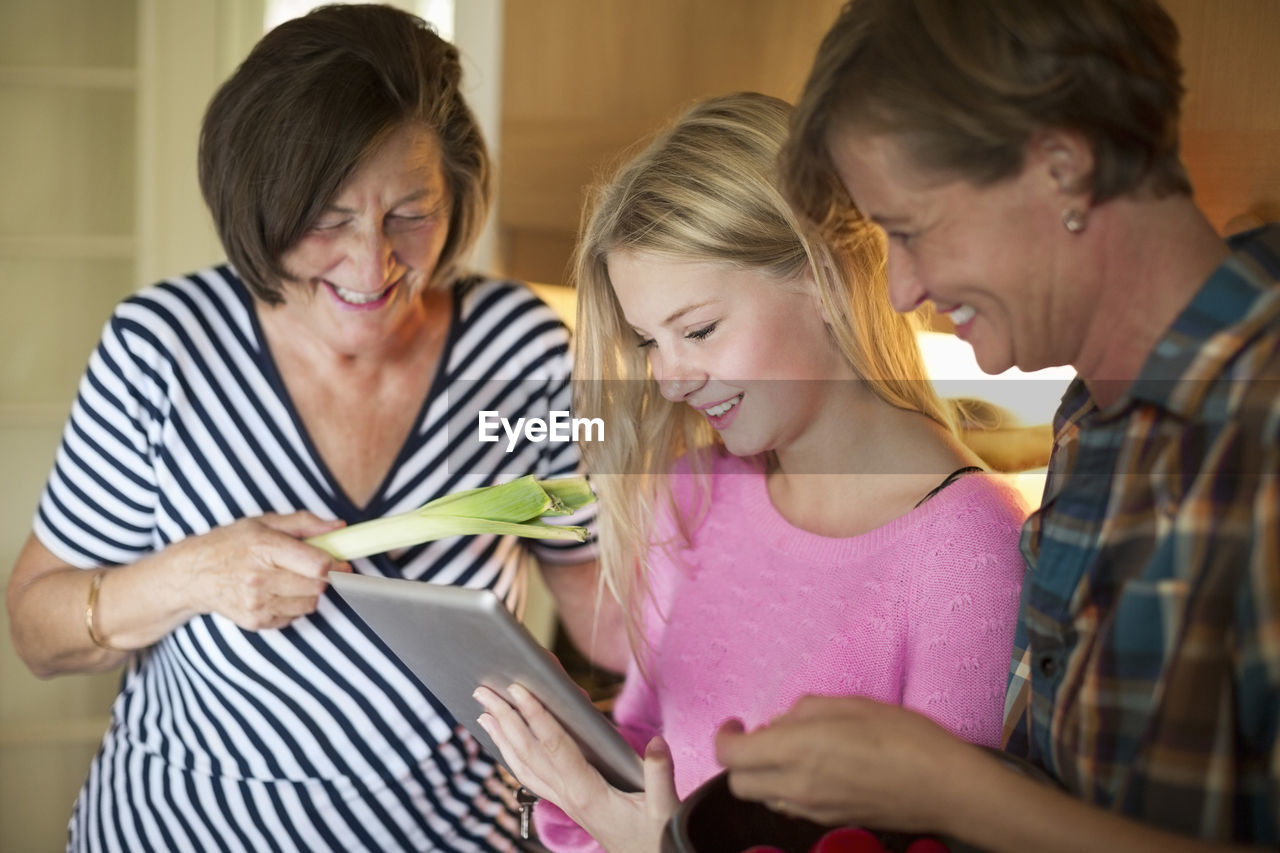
[1163,0,1280,232]
[499,0,845,284]
[498,0,1280,286]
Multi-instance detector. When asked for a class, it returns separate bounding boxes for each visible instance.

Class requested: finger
[713,717,751,766]
[251,514,351,580]
[643,736,679,822]
[233,568,325,612]
[473,685,505,713]
[508,683,577,751]
[474,686,525,742]
[266,570,331,598]
[476,712,543,791]
[268,593,323,619]
[260,511,348,539]
[474,687,527,742]
[252,533,348,582]
[476,686,556,771]
[772,694,862,723]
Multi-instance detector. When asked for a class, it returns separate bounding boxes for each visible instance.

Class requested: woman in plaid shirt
[716,0,1280,849]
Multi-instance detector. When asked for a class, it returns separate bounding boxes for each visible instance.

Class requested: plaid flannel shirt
[1002,224,1280,843]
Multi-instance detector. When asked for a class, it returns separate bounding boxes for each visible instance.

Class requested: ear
[1029,128,1095,202]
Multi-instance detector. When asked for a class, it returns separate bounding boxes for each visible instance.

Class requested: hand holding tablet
[328,572,644,793]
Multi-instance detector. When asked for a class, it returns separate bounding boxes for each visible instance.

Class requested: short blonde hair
[572,92,954,654]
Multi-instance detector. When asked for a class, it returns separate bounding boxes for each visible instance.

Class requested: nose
[652,351,706,403]
[349,225,397,291]
[885,242,927,313]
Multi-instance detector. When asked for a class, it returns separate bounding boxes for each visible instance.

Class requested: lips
[325,279,399,309]
[701,394,742,418]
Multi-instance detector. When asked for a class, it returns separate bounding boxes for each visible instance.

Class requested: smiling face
[276,123,452,356]
[827,128,1086,374]
[607,251,858,459]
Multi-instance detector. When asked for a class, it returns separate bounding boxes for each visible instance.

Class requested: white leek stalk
[306,476,593,560]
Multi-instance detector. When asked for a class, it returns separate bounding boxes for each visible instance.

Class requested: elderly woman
[717,1,1280,851]
[6,6,608,851]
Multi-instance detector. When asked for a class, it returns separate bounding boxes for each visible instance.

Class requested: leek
[306,475,593,560]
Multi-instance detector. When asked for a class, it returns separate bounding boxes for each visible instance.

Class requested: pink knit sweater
[536,454,1028,851]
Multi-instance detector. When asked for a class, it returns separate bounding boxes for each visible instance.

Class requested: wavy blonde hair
[572,92,956,657]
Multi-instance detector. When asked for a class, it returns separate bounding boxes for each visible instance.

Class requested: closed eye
[387,211,440,233]
[686,322,717,341]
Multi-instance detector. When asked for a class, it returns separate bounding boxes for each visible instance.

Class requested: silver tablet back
[329,571,644,793]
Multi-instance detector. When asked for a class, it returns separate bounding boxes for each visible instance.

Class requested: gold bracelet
[85,569,121,651]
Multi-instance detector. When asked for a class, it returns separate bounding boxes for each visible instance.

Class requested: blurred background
[2,1,1277,848]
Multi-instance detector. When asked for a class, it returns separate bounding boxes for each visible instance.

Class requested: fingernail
[646,736,668,758]
[509,683,528,701]
[719,718,745,735]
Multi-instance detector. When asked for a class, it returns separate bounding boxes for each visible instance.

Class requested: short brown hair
[783,0,1191,231]
[199,4,490,303]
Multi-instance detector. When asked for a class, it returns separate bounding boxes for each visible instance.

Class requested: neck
[1070,194,1229,407]
[768,392,974,537]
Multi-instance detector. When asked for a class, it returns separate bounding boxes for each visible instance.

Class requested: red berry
[809,826,887,853]
[904,839,951,853]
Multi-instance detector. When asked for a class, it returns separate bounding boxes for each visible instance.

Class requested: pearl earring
[1062,208,1087,234]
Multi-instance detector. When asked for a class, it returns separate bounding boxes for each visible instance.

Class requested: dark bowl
[662,749,1052,853]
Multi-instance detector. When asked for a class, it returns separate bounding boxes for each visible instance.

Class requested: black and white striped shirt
[36,266,595,852]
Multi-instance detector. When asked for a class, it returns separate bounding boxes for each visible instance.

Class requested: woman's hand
[474,684,678,853]
[714,695,980,833]
[175,512,350,632]
[718,695,1272,853]
[7,512,350,677]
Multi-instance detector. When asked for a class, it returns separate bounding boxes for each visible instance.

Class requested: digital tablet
[329,572,644,793]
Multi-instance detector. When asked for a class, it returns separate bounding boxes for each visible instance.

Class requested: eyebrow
[663,300,715,326]
[629,300,716,339]
[325,188,444,214]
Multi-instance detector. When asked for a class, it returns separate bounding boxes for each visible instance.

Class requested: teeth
[332,283,391,304]
[705,394,742,418]
[947,304,976,326]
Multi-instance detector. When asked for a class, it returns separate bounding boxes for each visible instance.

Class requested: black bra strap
[914,465,985,508]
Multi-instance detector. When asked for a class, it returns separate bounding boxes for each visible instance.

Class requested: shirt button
[1038,655,1059,678]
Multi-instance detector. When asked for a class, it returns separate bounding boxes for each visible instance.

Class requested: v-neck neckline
[244,279,462,521]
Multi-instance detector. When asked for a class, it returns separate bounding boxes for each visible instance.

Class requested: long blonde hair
[573,92,955,656]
